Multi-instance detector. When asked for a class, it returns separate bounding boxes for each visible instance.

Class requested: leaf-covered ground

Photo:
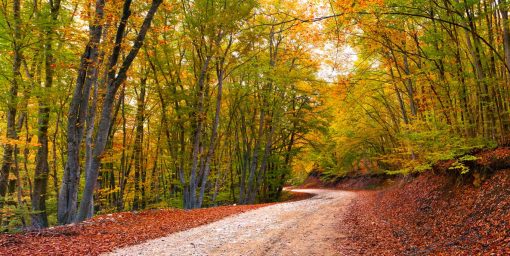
[0,191,312,256]
[0,205,269,255]
[339,148,510,255]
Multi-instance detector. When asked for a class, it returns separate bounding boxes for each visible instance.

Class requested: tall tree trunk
[501,0,510,72]
[0,0,21,214]
[197,59,225,208]
[116,86,129,211]
[32,0,61,229]
[186,55,211,209]
[133,77,147,210]
[58,0,106,225]
[246,105,265,204]
[253,117,275,203]
[76,0,162,222]
[498,0,510,142]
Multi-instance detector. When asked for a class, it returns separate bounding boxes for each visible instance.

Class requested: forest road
[107,189,356,256]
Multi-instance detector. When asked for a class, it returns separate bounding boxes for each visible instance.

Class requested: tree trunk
[133,78,147,210]
[31,0,61,229]
[186,55,211,209]
[198,60,225,208]
[0,0,21,213]
[76,0,162,222]
[500,0,510,71]
[58,0,106,225]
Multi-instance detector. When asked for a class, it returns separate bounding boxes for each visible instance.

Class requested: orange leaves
[332,0,384,13]
[0,204,269,256]
[341,162,510,255]
[0,137,41,148]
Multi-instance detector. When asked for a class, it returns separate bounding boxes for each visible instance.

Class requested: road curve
[107,189,356,256]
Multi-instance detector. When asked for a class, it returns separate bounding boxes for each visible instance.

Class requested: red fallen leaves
[0,191,312,256]
[338,170,510,255]
[0,204,270,256]
[476,147,510,166]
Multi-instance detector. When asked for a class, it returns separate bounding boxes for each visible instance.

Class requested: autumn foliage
[0,0,510,254]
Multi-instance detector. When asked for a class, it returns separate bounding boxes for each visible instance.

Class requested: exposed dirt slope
[300,171,396,190]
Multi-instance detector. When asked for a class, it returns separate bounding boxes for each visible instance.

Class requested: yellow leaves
[180,70,192,81]
[97,187,120,195]
[153,25,174,34]
[0,137,41,148]
[295,80,312,93]
[333,0,384,12]
[161,2,176,12]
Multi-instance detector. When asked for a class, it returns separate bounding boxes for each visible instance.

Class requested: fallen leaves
[338,169,510,255]
[0,204,270,256]
[0,190,312,256]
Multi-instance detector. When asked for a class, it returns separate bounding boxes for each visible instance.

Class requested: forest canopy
[0,0,509,230]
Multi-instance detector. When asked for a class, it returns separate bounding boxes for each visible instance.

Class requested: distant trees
[310,0,510,177]
[145,0,321,209]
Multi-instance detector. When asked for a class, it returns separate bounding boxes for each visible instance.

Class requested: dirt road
[108,189,356,256]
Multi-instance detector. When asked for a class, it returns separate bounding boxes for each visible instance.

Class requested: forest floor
[0,205,269,256]
[0,192,312,256]
[331,147,510,255]
[339,170,510,255]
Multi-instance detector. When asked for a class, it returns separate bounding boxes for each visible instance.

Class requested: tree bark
[76,0,162,222]
[32,0,61,229]
[58,0,106,225]
[0,0,22,213]
[133,77,147,210]
[185,54,211,209]
[197,57,225,208]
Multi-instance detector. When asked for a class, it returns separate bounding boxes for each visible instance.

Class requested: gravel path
[107,189,356,256]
